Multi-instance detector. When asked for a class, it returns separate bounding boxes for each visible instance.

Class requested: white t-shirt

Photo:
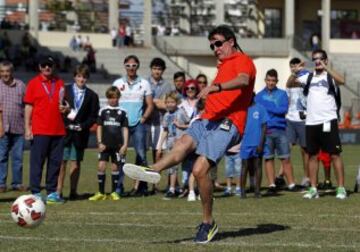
[286,87,307,122]
[179,98,198,119]
[113,77,152,127]
[298,72,337,125]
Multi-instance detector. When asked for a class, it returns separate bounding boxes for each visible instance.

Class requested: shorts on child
[263,129,290,160]
[63,143,84,161]
[225,153,241,178]
[240,145,261,160]
[98,148,121,164]
[286,119,306,148]
[186,119,240,164]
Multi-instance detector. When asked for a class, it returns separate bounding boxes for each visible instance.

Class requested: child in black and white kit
[89,86,129,201]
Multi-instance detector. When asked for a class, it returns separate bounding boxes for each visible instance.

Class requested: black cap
[39,55,55,66]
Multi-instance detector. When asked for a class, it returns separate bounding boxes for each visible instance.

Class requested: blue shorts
[264,129,290,160]
[286,119,306,148]
[186,119,240,164]
[240,145,261,160]
[63,144,84,161]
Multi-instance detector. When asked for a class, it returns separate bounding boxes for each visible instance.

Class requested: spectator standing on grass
[255,69,296,194]
[113,55,154,196]
[123,25,256,243]
[24,55,69,204]
[240,93,269,198]
[157,91,189,200]
[286,57,310,188]
[178,79,199,197]
[89,86,129,201]
[287,49,346,199]
[0,60,27,192]
[56,65,99,200]
[147,58,174,164]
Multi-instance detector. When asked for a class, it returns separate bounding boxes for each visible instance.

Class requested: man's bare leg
[331,154,344,187]
[152,135,196,172]
[192,156,213,224]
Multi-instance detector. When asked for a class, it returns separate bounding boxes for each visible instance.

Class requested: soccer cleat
[335,187,347,199]
[275,176,286,188]
[187,191,196,202]
[303,187,319,199]
[33,193,46,203]
[194,221,218,244]
[300,177,310,188]
[46,192,65,204]
[88,192,107,201]
[123,164,161,184]
[110,192,121,201]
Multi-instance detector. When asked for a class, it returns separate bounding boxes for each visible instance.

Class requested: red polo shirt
[24,74,66,136]
[202,52,256,134]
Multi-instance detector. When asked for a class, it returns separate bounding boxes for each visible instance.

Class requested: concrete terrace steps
[16,46,186,98]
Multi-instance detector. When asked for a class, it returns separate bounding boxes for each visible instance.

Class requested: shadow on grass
[0,197,18,203]
[159,223,290,244]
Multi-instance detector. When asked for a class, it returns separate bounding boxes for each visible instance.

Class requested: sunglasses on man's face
[312,57,325,62]
[125,63,138,69]
[210,39,228,51]
[40,63,54,68]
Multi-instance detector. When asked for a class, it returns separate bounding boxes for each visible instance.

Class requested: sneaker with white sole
[335,187,347,199]
[123,164,161,184]
[187,191,196,201]
[303,187,319,199]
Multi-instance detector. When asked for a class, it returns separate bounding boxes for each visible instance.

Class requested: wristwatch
[214,83,222,92]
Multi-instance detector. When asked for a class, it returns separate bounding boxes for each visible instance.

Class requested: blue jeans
[129,122,147,166]
[0,133,25,188]
[129,122,148,192]
[225,153,242,178]
[264,129,290,159]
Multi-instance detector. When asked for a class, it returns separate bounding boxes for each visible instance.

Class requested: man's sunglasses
[125,63,138,69]
[312,57,325,62]
[210,39,228,51]
[40,63,54,68]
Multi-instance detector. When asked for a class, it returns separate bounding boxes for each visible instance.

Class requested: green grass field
[0,146,360,252]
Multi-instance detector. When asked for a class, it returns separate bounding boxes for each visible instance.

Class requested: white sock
[288,183,295,189]
[169,187,175,193]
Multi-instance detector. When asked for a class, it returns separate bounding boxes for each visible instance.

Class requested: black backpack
[303,72,342,119]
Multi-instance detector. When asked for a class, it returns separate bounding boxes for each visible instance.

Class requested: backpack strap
[327,73,342,119]
[303,73,313,96]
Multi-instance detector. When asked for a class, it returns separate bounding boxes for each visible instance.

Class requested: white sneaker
[187,191,196,201]
[123,164,161,184]
[335,187,347,200]
[303,187,319,199]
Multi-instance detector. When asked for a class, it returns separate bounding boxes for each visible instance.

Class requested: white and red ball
[11,195,46,228]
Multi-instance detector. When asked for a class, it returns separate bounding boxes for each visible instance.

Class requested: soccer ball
[11,195,46,228]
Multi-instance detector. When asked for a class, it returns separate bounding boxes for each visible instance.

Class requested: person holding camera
[286,57,310,188]
[56,64,99,200]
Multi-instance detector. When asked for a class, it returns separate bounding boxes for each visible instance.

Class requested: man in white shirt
[287,49,346,199]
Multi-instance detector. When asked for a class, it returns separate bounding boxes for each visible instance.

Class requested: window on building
[264,8,282,38]
[330,9,359,38]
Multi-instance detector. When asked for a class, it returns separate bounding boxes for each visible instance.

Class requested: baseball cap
[39,55,55,67]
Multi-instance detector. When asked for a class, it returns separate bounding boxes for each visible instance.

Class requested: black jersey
[97,105,128,149]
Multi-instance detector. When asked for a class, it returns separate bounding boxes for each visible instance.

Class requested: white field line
[1,211,360,219]
[0,235,358,249]
[1,219,360,233]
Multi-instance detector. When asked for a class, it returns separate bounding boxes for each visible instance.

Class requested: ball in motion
[11,195,46,228]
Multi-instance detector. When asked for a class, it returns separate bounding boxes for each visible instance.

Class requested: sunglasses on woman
[186,86,196,91]
[124,63,138,69]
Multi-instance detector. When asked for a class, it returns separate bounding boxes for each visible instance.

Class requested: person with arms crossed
[255,69,296,194]
[123,25,256,243]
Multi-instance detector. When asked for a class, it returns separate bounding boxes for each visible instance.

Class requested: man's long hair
[208,25,243,53]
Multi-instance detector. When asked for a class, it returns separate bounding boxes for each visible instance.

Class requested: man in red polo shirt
[124,25,256,243]
[24,55,68,204]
